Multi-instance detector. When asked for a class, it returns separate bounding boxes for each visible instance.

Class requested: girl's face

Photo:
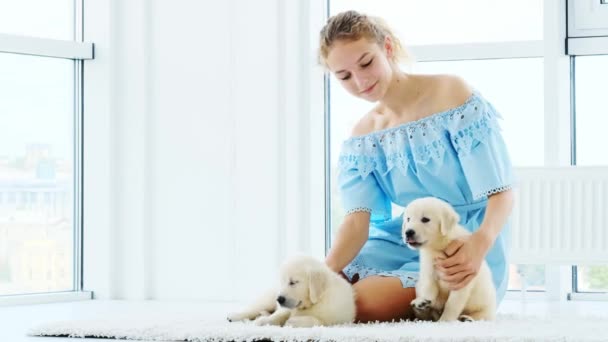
[325,37,394,102]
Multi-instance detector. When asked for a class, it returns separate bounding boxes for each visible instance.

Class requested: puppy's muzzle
[277,295,300,309]
[404,228,424,248]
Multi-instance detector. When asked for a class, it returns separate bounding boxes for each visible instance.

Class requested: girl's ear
[384,36,393,58]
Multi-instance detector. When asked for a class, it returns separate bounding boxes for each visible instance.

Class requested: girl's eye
[338,58,373,80]
[361,58,373,68]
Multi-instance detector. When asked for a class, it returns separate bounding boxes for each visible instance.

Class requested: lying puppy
[402,197,496,322]
[227,255,356,327]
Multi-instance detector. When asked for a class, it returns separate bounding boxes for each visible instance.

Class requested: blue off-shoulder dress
[337,91,514,303]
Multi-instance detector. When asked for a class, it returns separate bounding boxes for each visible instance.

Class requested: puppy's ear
[308,268,328,304]
[440,205,460,236]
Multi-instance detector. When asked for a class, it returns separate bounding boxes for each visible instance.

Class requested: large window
[327,0,548,293]
[0,0,91,298]
[572,55,608,295]
[568,0,608,297]
[0,54,74,296]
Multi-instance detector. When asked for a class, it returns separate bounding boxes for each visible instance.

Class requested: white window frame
[409,41,543,62]
[568,0,608,37]
[570,264,608,300]
[0,0,94,306]
[567,0,608,55]
[568,0,608,299]
[322,0,577,301]
[569,291,608,301]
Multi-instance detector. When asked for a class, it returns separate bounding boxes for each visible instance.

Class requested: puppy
[402,197,496,322]
[227,255,356,327]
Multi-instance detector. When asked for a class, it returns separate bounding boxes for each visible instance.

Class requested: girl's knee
[353,279,416,323]
[355,292,410,323]
[355,295,383,323]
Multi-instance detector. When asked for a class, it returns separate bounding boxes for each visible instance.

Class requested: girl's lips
[362,82,377,94]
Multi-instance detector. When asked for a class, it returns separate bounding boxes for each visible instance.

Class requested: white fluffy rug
[28,313,608,341]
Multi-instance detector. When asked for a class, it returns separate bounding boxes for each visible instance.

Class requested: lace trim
[343,92,479,141]
[345,207,372,215]
[449,110,498,157]
[345,207,392,222]
[474,184,513,200]
[338,92,503,178]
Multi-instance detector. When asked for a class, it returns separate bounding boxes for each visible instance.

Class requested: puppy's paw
[410,298,440,321]
[410,298,432,311]
[254,315,280,326]
[284,316,320,328]
[458,314,474,322]
[227,312,254,322]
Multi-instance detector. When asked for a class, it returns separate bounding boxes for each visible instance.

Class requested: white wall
[82,0,327,301]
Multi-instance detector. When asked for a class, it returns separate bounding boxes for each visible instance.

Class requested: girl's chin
[361,92,382,102]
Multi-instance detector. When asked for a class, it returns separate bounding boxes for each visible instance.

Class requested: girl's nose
[353,74,366,90]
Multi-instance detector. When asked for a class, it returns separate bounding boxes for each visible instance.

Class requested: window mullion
[0,33,92,60]
[410,41,543,62]
[543,0,573,300]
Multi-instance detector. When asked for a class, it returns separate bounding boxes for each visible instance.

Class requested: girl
[319,10,514,323]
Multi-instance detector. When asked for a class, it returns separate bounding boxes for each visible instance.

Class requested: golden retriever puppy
[227,255,356,327]
[402,197,496,322]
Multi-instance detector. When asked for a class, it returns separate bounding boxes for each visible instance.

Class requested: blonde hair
[318,10,409,68]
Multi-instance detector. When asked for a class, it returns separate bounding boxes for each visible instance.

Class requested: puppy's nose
[405,229,415,238]
[277,296,285,304]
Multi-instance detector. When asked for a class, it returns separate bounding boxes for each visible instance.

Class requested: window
[573,55,608,166]
[0,0,91,298]
[568,0,608,39]
[571,55,608,296]
[326,0,548,293]
[0,54,74,296]
[576,266,608,293]
[508,264,546,292]
[330,0,543,45]
[567,0,608,56]
[0,0,74,40]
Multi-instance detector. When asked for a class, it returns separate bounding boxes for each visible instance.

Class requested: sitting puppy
[402,197,496,322]
[227,255,356,327]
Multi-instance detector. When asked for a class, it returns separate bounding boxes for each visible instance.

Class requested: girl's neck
[378,70,424,117]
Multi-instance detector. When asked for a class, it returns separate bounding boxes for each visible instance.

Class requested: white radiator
[510,167,608,264]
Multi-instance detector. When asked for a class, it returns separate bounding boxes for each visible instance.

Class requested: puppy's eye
[421,217,430,223]
[406,217,410,222]
[289,280,298,286]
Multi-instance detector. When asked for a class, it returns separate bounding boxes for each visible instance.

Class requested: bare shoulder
[429,74,474,109]
[349,109,379,138]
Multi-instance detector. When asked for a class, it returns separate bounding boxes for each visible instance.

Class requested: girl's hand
[434,232,492,290]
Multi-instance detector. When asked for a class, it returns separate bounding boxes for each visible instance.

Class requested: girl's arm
[435,189,515,290]
[325,211,370,273]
